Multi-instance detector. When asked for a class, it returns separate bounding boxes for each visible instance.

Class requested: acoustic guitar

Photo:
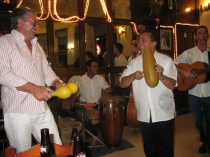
[177,61,210,91]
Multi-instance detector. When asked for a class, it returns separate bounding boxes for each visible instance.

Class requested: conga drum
[127,95,139,126]
[100,96,124,147]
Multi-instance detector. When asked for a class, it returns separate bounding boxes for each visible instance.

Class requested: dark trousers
[140,119,174,157]
[75,108,98,136]
[188,95,210,146]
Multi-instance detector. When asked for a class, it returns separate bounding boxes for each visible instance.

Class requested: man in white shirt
[175,25,210,153]
[75,59,111,145]
[114,43,128,67]
[0,8,64,152]
[120,30,177,157]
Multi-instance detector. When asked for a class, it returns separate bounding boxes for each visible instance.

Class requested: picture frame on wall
[160,28,173,51]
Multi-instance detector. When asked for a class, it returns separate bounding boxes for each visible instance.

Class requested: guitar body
[177,62,208,91]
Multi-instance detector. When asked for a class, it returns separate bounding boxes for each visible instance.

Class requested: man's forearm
[16,82,37,94]
[120,73,135,88]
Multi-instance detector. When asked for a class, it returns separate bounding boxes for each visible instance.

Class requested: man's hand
[16,82,54,101]
[52,80,66,89]
[182,70,195,79]
[31,86,53,101]
[134,71,144,80]
[104,87,112,94]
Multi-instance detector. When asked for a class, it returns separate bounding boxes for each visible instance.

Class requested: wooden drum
[127,95,139,126]
[100,96,124,147]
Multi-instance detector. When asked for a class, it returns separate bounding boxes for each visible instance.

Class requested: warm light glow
[114,25,126,38]
[131,22,138,35]
[118,26,125,35]
[17,0,23,8]
[100,0,112,22]
[200,1,210,11]
[185,8,191,12]
[17,0,112,23]
[96,44,101,55]
[68,43,74,49]
[204,1,209,7]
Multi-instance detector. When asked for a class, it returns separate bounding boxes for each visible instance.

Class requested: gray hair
[10,7,36,30]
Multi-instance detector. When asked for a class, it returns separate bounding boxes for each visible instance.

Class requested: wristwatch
[160,75,166,80]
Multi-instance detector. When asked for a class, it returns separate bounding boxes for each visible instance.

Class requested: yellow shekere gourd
[143,47,159,87]
[53,86,72,99]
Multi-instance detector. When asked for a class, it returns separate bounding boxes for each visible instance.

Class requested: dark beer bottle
[71,127,79,142]
[68,127,79,157]
[72,128,86,157]
[40,128,53,157]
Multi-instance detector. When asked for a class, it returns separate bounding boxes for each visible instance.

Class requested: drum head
[100,95,123,103]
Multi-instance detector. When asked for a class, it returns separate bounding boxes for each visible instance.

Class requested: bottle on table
[71,127,86,157]
[40,128,53,157]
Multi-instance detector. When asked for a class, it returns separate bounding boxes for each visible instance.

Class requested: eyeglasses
[25,19,39,27]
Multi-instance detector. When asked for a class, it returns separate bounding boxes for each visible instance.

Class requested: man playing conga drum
[74,59,111,145]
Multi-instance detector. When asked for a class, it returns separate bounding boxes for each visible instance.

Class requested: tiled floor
[1,113,209,157]
[101,113,210,157]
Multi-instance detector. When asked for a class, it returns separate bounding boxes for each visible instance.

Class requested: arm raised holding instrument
[155,63,176,90]
[119,29,177,157]
[120,63,176,90]
[120,71,143,88]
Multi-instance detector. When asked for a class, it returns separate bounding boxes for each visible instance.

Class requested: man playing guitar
[175,25,210,154]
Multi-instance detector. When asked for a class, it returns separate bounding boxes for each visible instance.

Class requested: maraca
[143,47,159,87]
[53,86,72,99]
[66,82,79,94]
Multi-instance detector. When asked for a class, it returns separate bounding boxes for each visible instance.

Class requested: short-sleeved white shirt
[174,46,210,97]
[128,53,141,64]
[120,51,177,123]
[114,54,128,66]
[76,73,110,104]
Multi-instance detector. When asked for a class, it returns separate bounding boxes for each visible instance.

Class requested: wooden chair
[5,141,74,157]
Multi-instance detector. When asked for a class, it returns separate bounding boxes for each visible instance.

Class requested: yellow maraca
[53,86,72,99]
[66,82,79,94]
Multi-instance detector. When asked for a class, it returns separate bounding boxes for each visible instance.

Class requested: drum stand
[80,105,105,148]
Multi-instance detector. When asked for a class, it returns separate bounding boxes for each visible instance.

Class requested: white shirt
[114,54,128,66]
[174,46,210,97]
[68,75,80,83]
[114,54,128,85]
[128,53,141,64]
[76,73,110,104]
[120,51,177,123]
[0,30,60,114]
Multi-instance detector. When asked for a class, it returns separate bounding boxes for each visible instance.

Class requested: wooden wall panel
[176,25,197,56]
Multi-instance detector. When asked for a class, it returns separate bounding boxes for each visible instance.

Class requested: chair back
[5,141,74,157]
